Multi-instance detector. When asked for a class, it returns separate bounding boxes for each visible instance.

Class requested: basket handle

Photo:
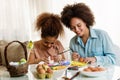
[4,40,27,66]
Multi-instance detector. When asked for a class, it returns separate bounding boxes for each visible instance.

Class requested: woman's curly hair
[61,3,95,29]
[36,13,64,38]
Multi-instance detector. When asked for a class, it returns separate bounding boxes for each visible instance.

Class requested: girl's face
[70,17,89,37]
[42,36,57,48]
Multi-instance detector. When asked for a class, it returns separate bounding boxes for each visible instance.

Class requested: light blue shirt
[70,28,116,65]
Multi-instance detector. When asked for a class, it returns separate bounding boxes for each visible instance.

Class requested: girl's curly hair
[36,13,64,38]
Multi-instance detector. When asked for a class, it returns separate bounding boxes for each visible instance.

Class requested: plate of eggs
[80,65,107,77]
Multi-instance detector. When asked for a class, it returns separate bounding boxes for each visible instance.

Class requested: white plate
[80,66,107,77]
[81,69,107,77]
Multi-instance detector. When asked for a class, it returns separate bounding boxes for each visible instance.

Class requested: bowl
[81,67,107,77]
[81,70,107,77]
[53,67,67,79]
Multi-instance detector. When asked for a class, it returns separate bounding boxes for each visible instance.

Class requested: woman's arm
[95,31,116,65]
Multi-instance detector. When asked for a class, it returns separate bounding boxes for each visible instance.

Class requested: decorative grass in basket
[4,41,28,77]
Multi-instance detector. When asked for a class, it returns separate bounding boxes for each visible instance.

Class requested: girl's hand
[72,52,80,61]
[39,57,49,64]
[53,55,63,62]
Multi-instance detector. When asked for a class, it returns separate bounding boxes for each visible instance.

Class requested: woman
[28,13,65,64]
[61,3,116,65]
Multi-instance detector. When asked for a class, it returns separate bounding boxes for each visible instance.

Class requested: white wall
[48,0,120,48]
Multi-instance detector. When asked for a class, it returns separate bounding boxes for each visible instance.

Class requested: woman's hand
[72,52,80,61]
[84,57,96,63]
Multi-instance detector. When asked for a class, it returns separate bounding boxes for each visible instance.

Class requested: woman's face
[42,36,57,48]
[70,17,89,37]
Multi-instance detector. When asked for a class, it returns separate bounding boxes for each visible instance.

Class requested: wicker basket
[4,41,28,77]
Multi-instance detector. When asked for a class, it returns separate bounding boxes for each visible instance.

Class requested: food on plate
[36,63,53,79]
[71,61,87,67]
[51,65,67,70]
[83,66,105,72]
[48,61,69,71]
[81,66,107,77]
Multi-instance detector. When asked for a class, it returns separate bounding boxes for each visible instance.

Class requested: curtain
[0,0,53,42]
[0,0,32,42]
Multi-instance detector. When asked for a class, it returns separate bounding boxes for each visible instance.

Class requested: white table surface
[0,64,120,80]
[64,65,120,80]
